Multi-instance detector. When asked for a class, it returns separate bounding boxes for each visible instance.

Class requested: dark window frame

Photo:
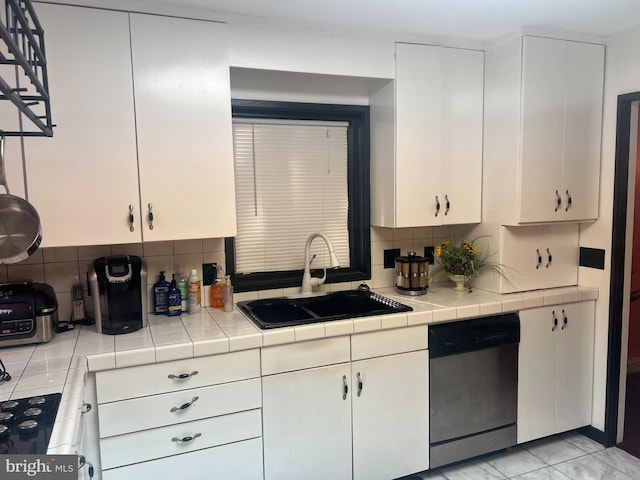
[226,100,371,293]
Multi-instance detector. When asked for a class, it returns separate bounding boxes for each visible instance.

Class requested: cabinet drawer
[101,408,261,469]
[102,437,263,480]
[262,336,350,375]
[98,377,261,437]
[96,349,260,403]
[351,325,427,361]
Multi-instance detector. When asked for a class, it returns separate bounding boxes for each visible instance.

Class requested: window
[225,100,371,292]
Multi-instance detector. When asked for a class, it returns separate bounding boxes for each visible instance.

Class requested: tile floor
[411,433,640,479]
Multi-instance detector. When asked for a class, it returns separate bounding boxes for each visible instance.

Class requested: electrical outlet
[383,248,401,269]
[424,246,435,265]
[202,263,217,286]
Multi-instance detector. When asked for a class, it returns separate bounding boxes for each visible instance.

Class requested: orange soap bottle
[211,275,225,308]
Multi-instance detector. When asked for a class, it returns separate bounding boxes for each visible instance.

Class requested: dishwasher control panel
[428,313,520,358]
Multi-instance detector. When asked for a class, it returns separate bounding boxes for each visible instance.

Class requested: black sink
[237,290,413,329]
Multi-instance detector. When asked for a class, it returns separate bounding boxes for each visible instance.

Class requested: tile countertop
[0,284,598,455]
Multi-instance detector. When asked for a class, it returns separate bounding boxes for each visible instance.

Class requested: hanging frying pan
[0,135,42,264]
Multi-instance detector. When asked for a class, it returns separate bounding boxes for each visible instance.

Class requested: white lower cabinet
[262,362,353,480]
[262,326,429,480]
[101,437,263,480]
[94,350,262,479]
[352,349,429,480]
[517,301,595,443]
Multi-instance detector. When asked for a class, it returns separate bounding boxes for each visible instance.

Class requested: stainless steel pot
[0,135,42,264]
[395,251,428,295]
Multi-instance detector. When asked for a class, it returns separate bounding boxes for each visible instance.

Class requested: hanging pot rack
[0,0,53,136]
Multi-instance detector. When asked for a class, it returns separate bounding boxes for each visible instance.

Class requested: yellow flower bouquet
[432,237,502,278]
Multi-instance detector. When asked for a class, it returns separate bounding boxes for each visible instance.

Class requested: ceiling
[128,0,640,43]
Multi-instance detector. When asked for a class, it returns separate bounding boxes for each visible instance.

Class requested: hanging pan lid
[0,135,42,264]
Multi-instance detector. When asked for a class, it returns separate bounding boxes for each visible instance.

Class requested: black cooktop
[0,392,61,454]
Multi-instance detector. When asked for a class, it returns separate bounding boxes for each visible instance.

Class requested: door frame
[606,91,640,446]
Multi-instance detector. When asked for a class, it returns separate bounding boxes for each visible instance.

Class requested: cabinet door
[352,350,429,480]
[130,15,236,241]
[541,224,579,288]
[501,226,543,293]
[519,36,566,223]
[25,5,140,247]
[441,47,483,225]
[518,306,558,443]
[562,42,604,222]
[395,44,483,228]
[395,43,443,227]
[556,301,595,432]
[262,363,352,480]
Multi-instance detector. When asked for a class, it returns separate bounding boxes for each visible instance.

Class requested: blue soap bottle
[167,274,182,317]
[153,271,170,315]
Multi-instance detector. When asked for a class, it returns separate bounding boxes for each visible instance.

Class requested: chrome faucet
[301,233,340,294]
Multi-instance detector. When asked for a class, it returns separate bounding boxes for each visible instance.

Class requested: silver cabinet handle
[128,205,135,232]
[555,190,562,212]
[562,309,568,330]
[357,372,363,397]
[536,249,542,269]
[168,371,199,380]
[552,310,558,332]
[546,248,552,268]
[565,190,572,212]
[342,375,348,400]
[444,194,450,216]
[170,396,199,413]
[147,203,154,230]
[435,195,440,217]
[172,432,201,443]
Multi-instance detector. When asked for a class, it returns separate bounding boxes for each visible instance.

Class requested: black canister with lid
[395,251,428,295]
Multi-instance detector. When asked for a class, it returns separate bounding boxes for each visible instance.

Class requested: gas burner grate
[0,392,61,454]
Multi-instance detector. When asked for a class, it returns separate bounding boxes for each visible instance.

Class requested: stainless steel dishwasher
[429,313,520,468]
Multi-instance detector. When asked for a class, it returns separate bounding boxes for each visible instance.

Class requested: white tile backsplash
[14,229,452,322]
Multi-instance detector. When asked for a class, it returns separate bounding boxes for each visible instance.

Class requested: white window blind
[232,120,350,274]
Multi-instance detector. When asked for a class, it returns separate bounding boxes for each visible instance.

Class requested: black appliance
[0,282,58,347]
[0,393,61,454]
[428,313,520,468]
[88,255,147,335]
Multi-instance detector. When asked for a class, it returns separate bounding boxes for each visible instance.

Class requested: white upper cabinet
[483,35,604,225]
[130,14,236,241]
[24,5,140,247]
[23,6,236,248]
[371,43,484,228]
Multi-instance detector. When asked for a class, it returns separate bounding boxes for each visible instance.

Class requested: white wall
[228,24,395,79]
[579,23,640,434]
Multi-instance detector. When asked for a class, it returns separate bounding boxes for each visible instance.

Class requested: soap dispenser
[223,275,234,312]
[211,266,226,308]
[167,274,182,317]
[153,271,170,315]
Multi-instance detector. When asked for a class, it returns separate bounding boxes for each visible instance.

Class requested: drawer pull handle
[170,396,199,413]
[562,309,568,330]
[435,195,440,217]
[80,402,92,415]
[172,432,202,443]
[168,371,199,380]
[552,310,558,332]
[357,372,363,397]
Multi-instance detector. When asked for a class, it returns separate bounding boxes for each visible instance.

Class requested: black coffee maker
[88,255,147,335]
